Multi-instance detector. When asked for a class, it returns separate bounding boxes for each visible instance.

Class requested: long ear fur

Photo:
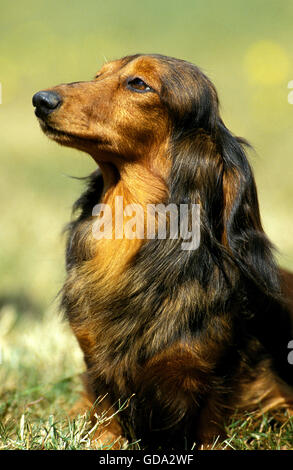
[161,57,279,297]
[217,119,280,297]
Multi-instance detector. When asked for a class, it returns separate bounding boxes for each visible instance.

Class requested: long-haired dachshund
[33,54,293,449]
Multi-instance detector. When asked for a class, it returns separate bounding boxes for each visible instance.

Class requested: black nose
[32,91,62,118]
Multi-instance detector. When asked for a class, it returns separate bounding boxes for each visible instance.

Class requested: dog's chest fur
[61,171,238,390]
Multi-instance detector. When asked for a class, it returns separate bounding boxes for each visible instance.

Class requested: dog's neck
[91,144,171,207]
[77,149,170,282]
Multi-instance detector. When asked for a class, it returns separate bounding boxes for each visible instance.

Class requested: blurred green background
[1,0,293,317]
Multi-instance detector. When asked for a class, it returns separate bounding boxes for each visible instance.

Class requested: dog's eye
[127,77,152,93]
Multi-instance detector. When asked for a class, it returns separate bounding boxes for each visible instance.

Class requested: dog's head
[31,54,223,163]
[33,54,172,161]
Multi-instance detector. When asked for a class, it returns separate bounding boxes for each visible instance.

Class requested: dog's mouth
[37,117,104,147]
[38,118,74,139]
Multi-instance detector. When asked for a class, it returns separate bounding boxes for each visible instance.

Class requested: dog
[33,54,293,449]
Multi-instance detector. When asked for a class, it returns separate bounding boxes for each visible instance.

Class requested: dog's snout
[32,91,62,118]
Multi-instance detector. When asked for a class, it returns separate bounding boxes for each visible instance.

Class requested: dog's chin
[39,119,71,142]
[37,118,103,153]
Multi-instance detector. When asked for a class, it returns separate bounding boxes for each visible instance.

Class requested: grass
[221,412,293,450]
[0,304,133,450]
[0,305,292,450]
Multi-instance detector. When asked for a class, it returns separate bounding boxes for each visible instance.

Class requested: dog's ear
[166,63,280,296]
[217,120,280,295]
